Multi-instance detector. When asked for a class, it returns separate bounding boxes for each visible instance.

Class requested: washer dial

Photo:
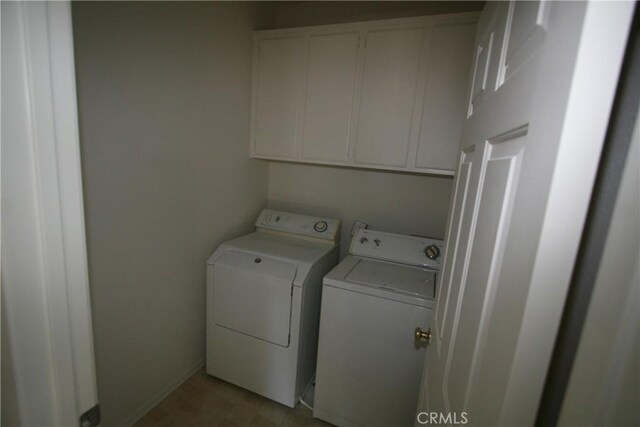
[424,244,440,260]
[314,221,328,233]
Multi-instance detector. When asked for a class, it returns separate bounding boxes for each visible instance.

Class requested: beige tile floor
[133,369,333,427]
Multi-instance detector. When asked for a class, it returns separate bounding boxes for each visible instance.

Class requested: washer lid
[345,259,435,300]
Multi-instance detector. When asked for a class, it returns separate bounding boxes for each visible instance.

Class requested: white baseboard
[118,358,205,427]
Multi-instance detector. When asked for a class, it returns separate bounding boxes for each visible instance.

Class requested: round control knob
[424,244,440,260]
[314,221,328,233]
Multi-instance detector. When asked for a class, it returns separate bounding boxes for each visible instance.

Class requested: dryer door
[213,250,297,347]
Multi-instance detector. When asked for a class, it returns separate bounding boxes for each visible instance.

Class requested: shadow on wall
[271,1,485,28]
[72,2,273,426]
[268,162,454,258]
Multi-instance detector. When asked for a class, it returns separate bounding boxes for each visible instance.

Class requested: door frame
[537,4,640,424]
[2,2,99,425]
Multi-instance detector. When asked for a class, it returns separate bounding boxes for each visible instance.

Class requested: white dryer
[206,209,340,407]
[314,229,443,427]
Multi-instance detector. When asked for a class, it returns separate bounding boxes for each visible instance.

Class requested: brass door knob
[415,327,432,343]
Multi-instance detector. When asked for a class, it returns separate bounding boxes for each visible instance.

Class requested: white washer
[206,209,340,407]
[314,229,444,427]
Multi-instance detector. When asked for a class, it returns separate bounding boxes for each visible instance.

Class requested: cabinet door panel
[354,28,423,167]
[253,37,304,159]
[415,23,476,172]
[301,32,360,163]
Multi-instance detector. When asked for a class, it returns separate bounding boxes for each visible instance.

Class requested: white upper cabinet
[414,22,477,172]
[301,32,360,163]
[353,27,424,168]
[252,36,304,159]
[250,13,479,175]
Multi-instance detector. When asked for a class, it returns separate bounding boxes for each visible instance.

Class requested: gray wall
[267,1,484,256]
[72,3,274,426]
[269,164,453,257]
[273,1,484,28]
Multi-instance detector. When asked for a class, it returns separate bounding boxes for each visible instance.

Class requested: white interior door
[416,1,634,426]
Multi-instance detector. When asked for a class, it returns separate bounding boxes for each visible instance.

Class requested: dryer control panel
[255,209,341,242]
[350,229,444,270]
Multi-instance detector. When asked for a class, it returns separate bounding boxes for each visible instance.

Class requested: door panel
[467,2,509,118]
[421,144,481,420]
[435,148,475,348]
[354,28,423,167]
[445,131,525,412]
[301,32,360,163]
[468,31,494,116]
[423,146,478,419]
[498,0,549,86]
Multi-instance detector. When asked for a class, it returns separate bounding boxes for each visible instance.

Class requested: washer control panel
[350,229,444,269]
[255,209,340,242]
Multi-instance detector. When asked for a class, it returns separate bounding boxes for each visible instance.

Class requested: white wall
[268,164,453,257]
[72,3,274,426]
